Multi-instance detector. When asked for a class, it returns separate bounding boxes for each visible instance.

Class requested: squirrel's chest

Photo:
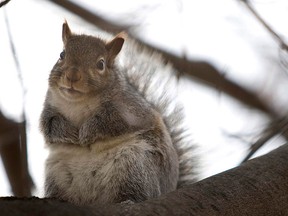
[60,100,100,127]
[51,94,101,127]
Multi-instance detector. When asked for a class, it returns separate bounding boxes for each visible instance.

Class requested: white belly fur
[45,134,155,204]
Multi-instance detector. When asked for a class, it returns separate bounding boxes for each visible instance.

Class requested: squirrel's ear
[105,32,126,63]
[62,20,72,44]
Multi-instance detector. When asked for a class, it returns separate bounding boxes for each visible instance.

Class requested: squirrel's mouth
[59,87,83,97]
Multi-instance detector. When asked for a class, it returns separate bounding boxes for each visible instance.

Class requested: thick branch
[48,0,278,117]
[1,143,288,215]
[0,0,11,8]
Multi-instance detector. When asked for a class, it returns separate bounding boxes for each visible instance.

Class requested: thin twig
[4,10,26,96]
[241,117,288,163]
[241,130,276,163]
[239,0,288,51]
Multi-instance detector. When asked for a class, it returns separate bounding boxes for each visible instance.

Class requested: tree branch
[0,0,11,8]
[48,0,278,117]
[1,143,288,215]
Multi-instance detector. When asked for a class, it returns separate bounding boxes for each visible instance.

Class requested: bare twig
[241,130,276,163]
[241,116,288,163]
[49,0,130,33]
[4,10,26,95]
[239,0,288,51]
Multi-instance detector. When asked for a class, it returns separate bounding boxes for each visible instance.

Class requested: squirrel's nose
[65,69,81,82]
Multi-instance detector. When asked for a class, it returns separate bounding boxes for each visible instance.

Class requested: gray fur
[40,23,196,206]
[121,40,198,186]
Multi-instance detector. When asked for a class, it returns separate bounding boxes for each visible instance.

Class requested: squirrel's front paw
[79,137,91,146]
[120,200,134,205]
[79,128,94,146]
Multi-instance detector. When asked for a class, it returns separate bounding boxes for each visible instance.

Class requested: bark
[1,143,288,216]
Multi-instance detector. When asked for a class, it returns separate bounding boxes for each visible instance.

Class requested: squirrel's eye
[59,51,65,60]
[96,59,105,71]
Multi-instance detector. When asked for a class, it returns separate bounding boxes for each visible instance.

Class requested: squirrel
[40,21,197,206]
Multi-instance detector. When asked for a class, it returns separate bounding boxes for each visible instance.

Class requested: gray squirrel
[40,21,197,206]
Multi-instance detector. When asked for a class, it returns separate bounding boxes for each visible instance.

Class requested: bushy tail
[120,39,198,187]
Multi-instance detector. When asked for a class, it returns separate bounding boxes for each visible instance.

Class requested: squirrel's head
[49,21,125,102]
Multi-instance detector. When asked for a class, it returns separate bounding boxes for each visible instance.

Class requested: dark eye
[96,59,105,71]
[59,51,65,60]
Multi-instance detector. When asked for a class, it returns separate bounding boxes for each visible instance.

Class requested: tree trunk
[0,112,33,196]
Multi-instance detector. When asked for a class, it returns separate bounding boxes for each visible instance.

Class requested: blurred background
[0,0,288,196]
